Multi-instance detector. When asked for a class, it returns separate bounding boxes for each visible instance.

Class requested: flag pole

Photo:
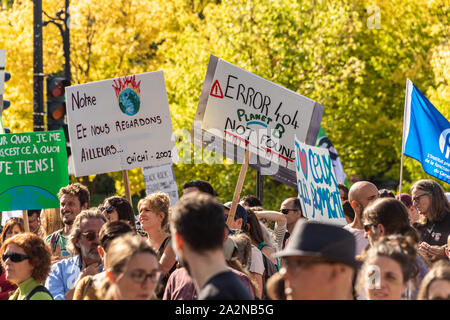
[399,79,412,195]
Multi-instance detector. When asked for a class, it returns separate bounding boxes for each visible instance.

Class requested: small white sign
[1,210,23,226]
[66,71,177,177]
[142,163,179,206]
[294,136,346,226]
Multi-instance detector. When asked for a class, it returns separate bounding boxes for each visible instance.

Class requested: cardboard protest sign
[142,163,179,206]
[0,130,69,211]
[66,71,177,177]
[193,55,323,188]
[294,136,346,226]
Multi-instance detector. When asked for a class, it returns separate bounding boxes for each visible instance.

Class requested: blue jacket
[45,256,82,300]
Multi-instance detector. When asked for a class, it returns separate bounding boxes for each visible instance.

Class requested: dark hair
[243,208,265,245]
[342,200,355,222]
[170,192,225,252]
[363,198,419,242]
[99,220,135,252]
[378,189,395,198]
[101,196,136,228]
[58,183,90,207]
[338,184,349,201]
[1,232,51,283]
[284,197,302,213]
[182,180,217,196]
[411,179,450,225]
[240,195,262,207]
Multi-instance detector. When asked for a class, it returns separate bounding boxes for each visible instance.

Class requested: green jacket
[9,277,53,300]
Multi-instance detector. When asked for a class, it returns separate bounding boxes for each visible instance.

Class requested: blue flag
[402,79,450,184]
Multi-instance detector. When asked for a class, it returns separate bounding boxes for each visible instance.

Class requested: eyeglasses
[363,223,377,233]
[81,231,98,241]
[2,252,29,263]
[99,205,115,214]
[412,193,430,203]
[280,208,297,215]
[126,269,163,284]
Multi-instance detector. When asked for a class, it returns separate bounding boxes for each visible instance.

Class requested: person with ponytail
[361,198,427,299]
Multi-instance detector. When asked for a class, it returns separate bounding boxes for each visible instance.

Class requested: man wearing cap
[223,201,265,299]
[276,220,358,300]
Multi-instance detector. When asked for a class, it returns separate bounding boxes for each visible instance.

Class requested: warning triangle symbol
[210,80,224,99]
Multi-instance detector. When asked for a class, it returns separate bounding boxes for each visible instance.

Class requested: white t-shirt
[248,244,265,275]
[343,224,369,256]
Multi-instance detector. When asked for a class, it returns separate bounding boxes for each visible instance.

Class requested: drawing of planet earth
[118,88,140,116]
[0,186,58,211]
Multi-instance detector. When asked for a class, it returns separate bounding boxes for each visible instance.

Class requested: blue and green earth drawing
[0,186,58,211]
[118,88,140,116]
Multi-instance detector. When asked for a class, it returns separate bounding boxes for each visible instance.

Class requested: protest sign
[192,55,323,188]
[294,136,346,226]
[65,71,177,177]
[142,163,179,206]
[0,130,69,211]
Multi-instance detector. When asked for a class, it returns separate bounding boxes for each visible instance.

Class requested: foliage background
[0,0,449,211]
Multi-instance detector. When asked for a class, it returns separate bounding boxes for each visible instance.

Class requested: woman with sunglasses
[99,196,136,229]
[362,198,428,299]
[137,192,177,298]
[96,233,162,300]
[418,260,450,300]
[357,234,418,300]
[0,218,25,299]
[0,233,52,300]
[411,179,450,265]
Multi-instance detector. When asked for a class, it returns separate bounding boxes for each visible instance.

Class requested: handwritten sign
[0,130,69,211]
[294,136,346,226]
[193,55,323,187]
[142,163,179,206]
[66,71,177,177]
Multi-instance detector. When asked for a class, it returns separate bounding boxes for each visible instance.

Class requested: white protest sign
[66,71,177,176]
[193,56,323,188]
[1,210,23,226]
[294,136,346,226]
[142,163,179,206]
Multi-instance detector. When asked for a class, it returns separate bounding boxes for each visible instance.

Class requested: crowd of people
[0,178,449,300]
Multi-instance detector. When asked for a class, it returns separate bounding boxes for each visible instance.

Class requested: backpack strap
[25,285,53,300]
[257,242,266,250]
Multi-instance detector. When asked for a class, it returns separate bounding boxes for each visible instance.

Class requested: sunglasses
[363,223,377,233]
[99,205,115,214]
[81,231,98,241]
[280,208,297,215]
[126,269,163,284]
[2,252,29,263]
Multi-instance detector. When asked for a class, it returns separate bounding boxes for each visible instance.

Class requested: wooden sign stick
[122,170,132,205]
[23,210,30,233]
[226,149,250,227]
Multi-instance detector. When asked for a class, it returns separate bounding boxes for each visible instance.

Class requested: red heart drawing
[299,149,308,179]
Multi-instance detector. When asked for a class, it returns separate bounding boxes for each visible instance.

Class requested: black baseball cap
[223,202,247,228]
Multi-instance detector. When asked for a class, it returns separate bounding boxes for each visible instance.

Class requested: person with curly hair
[1,233,52,300]
[357,235,418,300]
[99,196,136,228]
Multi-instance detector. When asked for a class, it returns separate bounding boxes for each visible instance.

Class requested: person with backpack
[1,233,53,300]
